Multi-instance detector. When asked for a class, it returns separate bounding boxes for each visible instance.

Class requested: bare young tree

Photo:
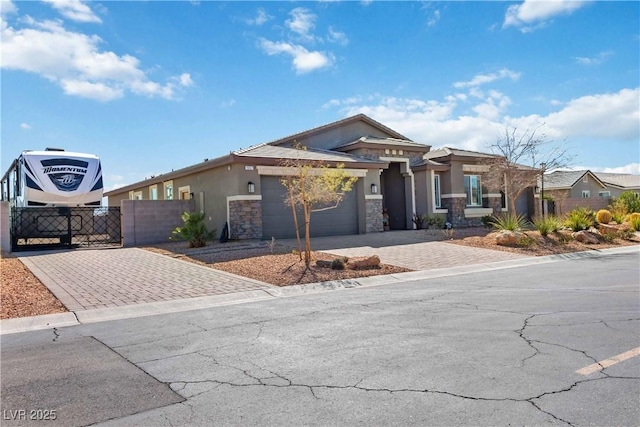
[484,125,573,215]
[279,150,358,270]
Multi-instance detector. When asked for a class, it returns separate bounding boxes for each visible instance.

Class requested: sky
[2,0,639,195]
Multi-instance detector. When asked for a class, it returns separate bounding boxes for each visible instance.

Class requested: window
[582,190,590,198]
[598,191,611,198]
[149,185,158,200]
[164,182,173,200]
[433,174,441,208]
[464,175,482,206]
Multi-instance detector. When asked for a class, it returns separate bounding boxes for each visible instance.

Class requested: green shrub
[490,213,529,231]
[564,207,595,231]
[170,211,216,248]
[615,191,640,213]
[630,214,640,232]
[532,215,561,236]
[425,215,445,229]
[596,209,612,224]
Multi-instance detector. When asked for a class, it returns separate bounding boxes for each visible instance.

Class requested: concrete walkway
[19,248,272,311]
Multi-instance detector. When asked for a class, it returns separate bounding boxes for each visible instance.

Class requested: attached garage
[260,176,359,239]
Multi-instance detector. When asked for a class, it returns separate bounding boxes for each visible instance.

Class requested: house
[105,114,517,240]
[541,169,640,215]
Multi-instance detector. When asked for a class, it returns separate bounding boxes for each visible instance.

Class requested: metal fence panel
[10,207,121,252]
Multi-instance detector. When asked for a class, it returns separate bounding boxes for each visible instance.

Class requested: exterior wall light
[248,181,255,194]
[371,183,378,194]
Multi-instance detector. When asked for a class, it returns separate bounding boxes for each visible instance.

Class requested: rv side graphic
[1,149,103,207]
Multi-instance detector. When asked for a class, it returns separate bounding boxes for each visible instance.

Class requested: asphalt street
[1,250,639,426]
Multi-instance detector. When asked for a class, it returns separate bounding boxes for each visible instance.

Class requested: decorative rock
[495,230,525,246]
[573,230,600,244]
[347,255,381,270]
[598,223,621,236]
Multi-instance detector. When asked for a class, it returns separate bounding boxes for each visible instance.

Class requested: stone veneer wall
[366,198,384,233]
[229,199,262,239]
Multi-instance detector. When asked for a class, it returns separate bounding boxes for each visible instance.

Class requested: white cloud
[1,0,17,16]
[541,87,639,140]
[327,26,348,46]
[43,0,102,24]
[259,39,333,74]
[573,50,613,66]
[20,122,32,130]
[286,7,317,42]
[427,9,441,27]
[1,17,192,101]
[246,8,272,26]
[504,0,588,32]
[590,164,640,175]
[454,68,521,89]
[326,87,639,162]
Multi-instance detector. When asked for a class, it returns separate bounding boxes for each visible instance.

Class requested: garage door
[261,176,359,239]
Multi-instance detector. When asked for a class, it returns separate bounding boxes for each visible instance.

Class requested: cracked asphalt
[1,250,639,426]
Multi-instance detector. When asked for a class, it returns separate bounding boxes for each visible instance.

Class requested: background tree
[484,126,573,215]
[279,150,358,269]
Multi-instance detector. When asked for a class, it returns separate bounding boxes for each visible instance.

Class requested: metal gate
[10,207,121,252]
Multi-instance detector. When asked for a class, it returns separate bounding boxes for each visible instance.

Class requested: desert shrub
[614,191,640,213]
[596,209,612,224]
[563,207,595,232]
[610,207,627,224]
[481,214,494,229]
[532,215,561,236]
[490,213,529,232]
[331,258,345,270]
[170,211,216,248]
[517,234,536,248]
[629,214,640,232]
[556,231,574,244]
[425,215,445,229]
[412,213,426,229]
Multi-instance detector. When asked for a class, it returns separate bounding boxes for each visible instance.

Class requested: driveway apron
[18,248,272,312]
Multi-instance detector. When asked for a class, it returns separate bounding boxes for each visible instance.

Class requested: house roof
[267,114,411,147]
[542,170,606,190]
[334,136,430,151]
[592,172,640,190]
[233,143,385,165]
[411,158,450,172]
[424,147,499,160]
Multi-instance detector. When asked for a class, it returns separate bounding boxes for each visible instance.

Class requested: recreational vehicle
[1,148,103,207]
[1,149,110,249]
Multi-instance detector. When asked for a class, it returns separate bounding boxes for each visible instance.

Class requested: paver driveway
[17,230,529,313]
[279,230,528,270]
[18,248,271,311]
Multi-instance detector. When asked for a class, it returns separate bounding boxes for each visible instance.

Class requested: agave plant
[490,213,529,232]
[532,215,561,236]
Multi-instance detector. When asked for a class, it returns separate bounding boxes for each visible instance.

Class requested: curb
[2,245,638,336]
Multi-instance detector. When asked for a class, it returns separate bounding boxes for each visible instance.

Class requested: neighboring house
[541,170,640,215]
[592,172,640,198]
[105,114,520,239]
